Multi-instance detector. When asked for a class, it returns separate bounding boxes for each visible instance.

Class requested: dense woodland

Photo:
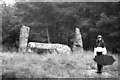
[2,2,120,53]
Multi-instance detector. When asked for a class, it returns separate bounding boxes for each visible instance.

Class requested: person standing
[94,35,107,74]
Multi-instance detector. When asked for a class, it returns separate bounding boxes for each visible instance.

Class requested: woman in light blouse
[94,35,107,74]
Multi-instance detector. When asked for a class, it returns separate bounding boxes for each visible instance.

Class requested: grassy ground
[0,49,118,79]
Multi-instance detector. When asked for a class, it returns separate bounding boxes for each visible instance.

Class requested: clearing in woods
[0,49,118,78]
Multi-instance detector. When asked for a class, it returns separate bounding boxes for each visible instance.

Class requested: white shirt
[94,47,107,57]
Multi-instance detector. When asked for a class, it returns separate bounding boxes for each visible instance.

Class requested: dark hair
[95,39,105,48]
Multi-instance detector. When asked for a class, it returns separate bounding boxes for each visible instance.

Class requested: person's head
[97,35,102,41]
[95,35,105,48]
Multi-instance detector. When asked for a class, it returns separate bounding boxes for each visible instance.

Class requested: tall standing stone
[74,27,83,51]
[19,25,30,53]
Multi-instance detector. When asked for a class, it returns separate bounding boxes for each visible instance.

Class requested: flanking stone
[74,28,83,51]
[19,25,30,53]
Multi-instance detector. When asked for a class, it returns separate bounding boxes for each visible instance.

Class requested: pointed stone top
[22,25,30,29]
[75,28,81,35]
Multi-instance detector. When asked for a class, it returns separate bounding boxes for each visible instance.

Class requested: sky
[3,0,15,5]
[2,0,120,4]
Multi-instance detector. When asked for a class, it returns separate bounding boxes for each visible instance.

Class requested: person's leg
[96,52,103,74]
[101,65,103,72]
[97,64,100,72]
[97,64,102,73]
[99,65,102,73]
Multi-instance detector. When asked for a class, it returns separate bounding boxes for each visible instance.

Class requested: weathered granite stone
[74,28,83,51]
[27,42,71,54]
[19,25,30,53]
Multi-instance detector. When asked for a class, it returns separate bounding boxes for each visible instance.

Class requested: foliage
[2,2,120,53]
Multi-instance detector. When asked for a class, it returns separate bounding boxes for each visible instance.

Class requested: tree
[2,2,120,53]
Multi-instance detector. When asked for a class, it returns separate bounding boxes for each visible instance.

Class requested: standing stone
[19,25,30,53]
[74,28,83,51]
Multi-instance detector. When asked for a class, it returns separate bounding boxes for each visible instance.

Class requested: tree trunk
[45,17,50,43]
[46,27,50,43]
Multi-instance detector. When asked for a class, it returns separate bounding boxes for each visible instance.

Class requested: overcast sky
[15,0,120,2]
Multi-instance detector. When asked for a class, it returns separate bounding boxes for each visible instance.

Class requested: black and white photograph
[0,0,119,79]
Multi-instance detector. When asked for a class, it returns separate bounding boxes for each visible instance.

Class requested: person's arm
[102,47,107,55]
[94,47,97,57]
[94,39,98,57]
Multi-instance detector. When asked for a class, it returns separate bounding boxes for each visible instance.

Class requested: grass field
[0,50,118,79]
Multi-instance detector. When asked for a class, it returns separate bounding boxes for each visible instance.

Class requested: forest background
[1,2,120,54]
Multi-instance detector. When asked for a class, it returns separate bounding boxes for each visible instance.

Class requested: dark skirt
[96,52,103,73]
